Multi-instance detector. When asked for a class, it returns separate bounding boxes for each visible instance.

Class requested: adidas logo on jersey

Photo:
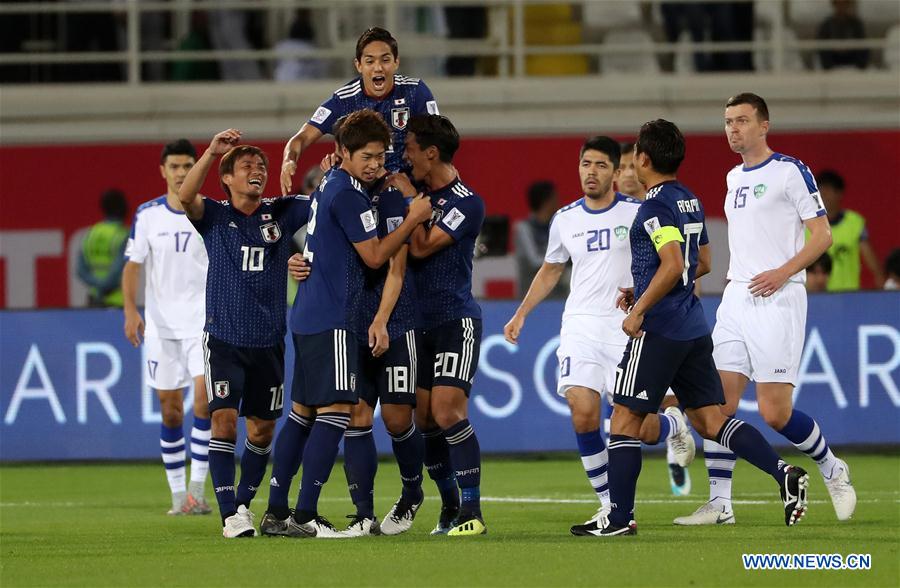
[228,222,237,228]
[636,390,649,400]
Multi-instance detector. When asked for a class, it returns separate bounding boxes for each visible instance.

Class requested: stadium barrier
[0,291,897,461]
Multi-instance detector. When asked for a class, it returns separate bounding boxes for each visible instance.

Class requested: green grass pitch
[1,452,898,587]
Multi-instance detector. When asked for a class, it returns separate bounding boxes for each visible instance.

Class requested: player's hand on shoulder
[318,152,339,173]
[748,267,788,297]
[209,129,241,156]
[616,287,635,313]
[622,311,644,338]
[281,160,297,196]
[368,320,389,357]
[288,253,311,281]
[124,309,145,347]
[407,193,433,224]
[384,172,417,198]
[503,314,525,345]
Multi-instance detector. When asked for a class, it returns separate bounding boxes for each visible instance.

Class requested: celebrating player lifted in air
[503,136,695,537]
[385,114,487,536]
[177,129,311,538]
[261,110,431,538]
[280,26,439,194]
[599,120,810,536]
[675,93,856,526]
[122,139,212,516]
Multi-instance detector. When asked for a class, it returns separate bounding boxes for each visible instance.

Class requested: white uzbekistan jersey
[545,193,640,340]
[724,153,826,284]
[125,196,208,339]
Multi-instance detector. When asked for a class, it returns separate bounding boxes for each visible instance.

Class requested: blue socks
[716,417,783,480]
[444,419,481,518]
[208,437,236,522]
[343,426,377,519]
[294,412,350,522]
[235,440,272,509]
[423,427,459,510]
[778,410,839,477]
[267,411,312,517]
[160,424,186,496]
[390,423,425,503]
[575,429,610,507]
[607,435,642,527]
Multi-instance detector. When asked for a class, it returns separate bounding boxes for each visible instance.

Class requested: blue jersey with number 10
[630,180,709,341]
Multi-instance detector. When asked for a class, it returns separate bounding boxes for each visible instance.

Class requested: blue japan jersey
[291,169,378,335]
[307,74,438,172]
[631,181,710,341]
[191,195,310,347]
[411,178,485,329]
[350,186,418,342]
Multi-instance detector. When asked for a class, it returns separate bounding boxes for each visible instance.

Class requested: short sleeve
[278,194,312,234]
[544,215,569,263]
[125,209,149,263]
[414,80,439,115]
[437,196,484,242]
[784,161,826,221]
[190,198,227,235]
[637,200,678,234]
[334,189,378,243]
[307,94,342,135]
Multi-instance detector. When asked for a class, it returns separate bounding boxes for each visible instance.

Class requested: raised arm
[281,124,324,195]
[179,129,242,220]
[504,262,566,344]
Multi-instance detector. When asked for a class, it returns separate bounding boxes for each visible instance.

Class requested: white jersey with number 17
[125,196,208,339]
[724,153,826,284]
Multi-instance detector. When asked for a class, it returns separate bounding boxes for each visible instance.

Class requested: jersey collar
[742,152,778,172]
[580,193,620,215]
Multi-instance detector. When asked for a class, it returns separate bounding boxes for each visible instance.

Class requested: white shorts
[556,332,624,403]
[145,335,205,390]
[712,280,807,385]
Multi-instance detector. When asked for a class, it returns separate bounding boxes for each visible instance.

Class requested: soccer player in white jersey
[504,136,695,536]
[122,139,212,515]
[675,93,856,526]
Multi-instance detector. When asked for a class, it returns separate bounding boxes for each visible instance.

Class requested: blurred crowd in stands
[2,1,898,84]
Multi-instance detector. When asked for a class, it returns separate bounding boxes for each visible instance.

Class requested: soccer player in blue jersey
[385,114,487,536]
[177,129,311,538]
[598,120,810,536]
[272,110,431,538]
[280,26,439,194]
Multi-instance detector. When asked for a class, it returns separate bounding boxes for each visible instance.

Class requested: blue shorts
[291,330,359,408]
[202,333,285,420]
[416,318,481,395]
[613,332,723,413]
[358,330,418,408]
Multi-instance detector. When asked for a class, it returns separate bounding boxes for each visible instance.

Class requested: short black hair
[635,119,685,175]
[407,114,460,163]
[808,252,833,274]
[340,109,391,155]
[816,169,845,192]
[160,139,196,164]
[619,141,635,160]
[886,248,900,277]
[332,114,349,148]
[355,27,398,61]
[527,181,556,212]
[580,136,621,169]
[100,189,128,220]
[726,92,770,122]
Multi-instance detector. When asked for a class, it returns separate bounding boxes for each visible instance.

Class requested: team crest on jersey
[214,381,230,399]
[614,225,629,240]
[753,184,767,199]
[391,107,410,130]
[260,221,282,243]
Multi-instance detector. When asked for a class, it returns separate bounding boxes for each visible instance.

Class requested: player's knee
[247,421,276,446]
[160,405,184,428]
[382,406,413,435]
[759,403,790,430]
[719,395,739,417]
[211,410,238,439]
[570,410,598,434]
